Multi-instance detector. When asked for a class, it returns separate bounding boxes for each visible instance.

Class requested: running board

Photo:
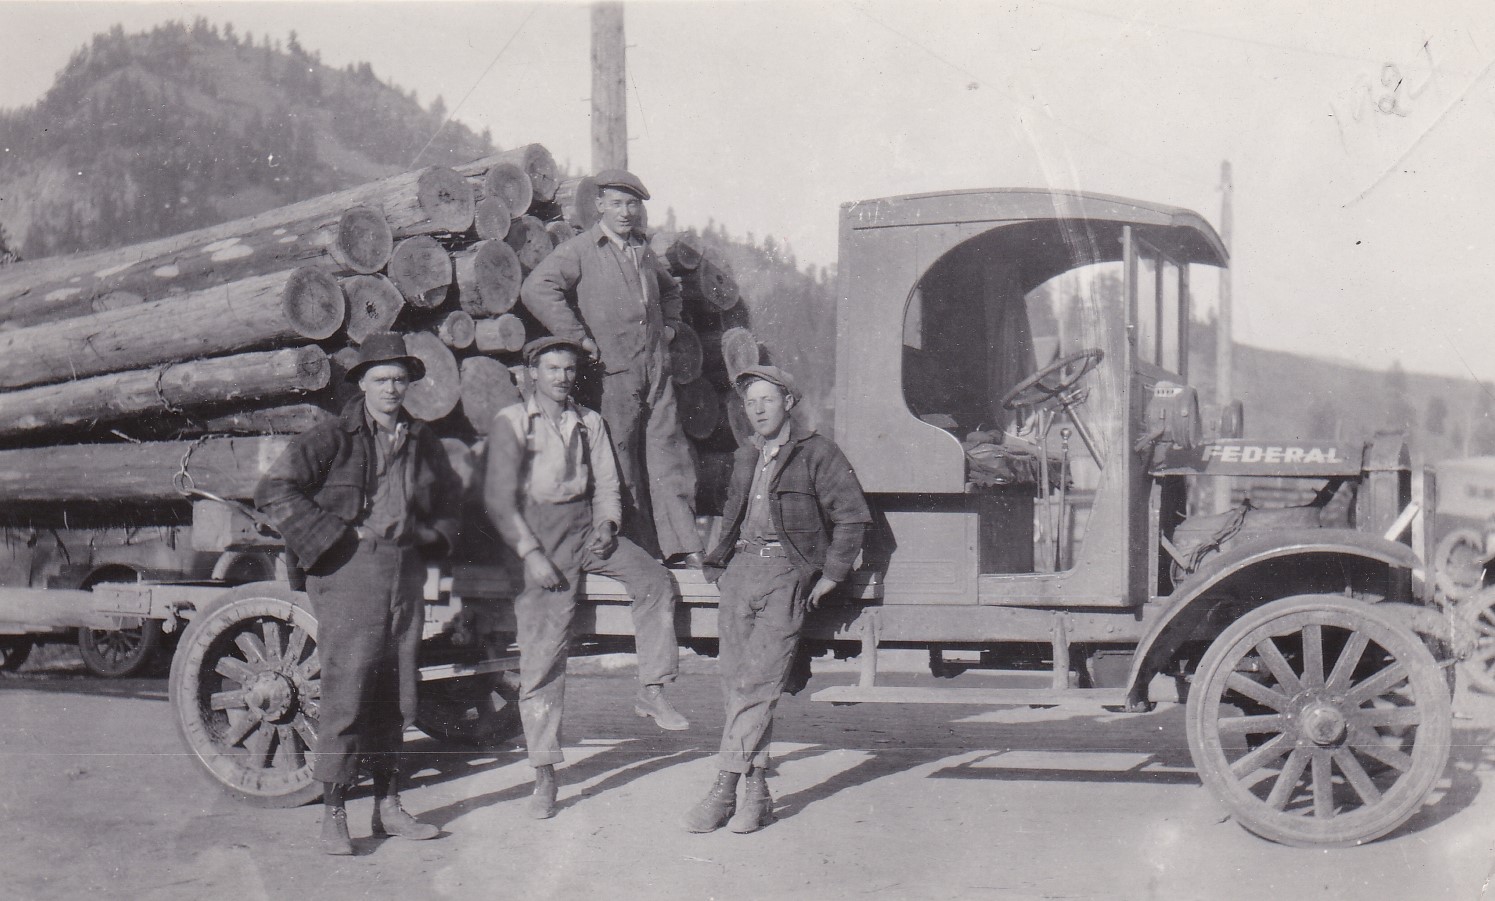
[811,685,1129,708]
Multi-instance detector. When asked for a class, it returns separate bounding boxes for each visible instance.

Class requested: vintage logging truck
[0,187,1468,848]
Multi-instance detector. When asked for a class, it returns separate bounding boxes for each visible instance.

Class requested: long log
[0,165,479,328]
[0,346,330,438]
[0,436,290,503]
[389,236,453,308]
[342,274,406,344]
[555,177,600,231]
[474,314,527,353]
[125,403,335,440]
[459,355,522,434]
[0,267,341,391]
[402,331,461,422]
[504,215,553,273]
[452,241,522,317]
[675,378,721,441]
[669,321,704,384]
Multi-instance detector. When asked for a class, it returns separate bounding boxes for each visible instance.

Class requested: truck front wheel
[1185,594,1450,847]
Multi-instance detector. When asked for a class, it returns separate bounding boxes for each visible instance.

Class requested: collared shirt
[483,395,622,559]
[363,411,410,540]
[742,420,793,544]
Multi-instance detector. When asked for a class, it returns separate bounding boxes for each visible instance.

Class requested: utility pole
[1212,160,1234,513]
[591,2,627,172]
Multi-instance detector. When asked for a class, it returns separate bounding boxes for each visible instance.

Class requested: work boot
[319,782,353,855]
[635,684,689,731]
[530,764,558,820]
[372,794,439,841]
[729,772,774,834]
[684,771,739,833]
[666,552,705,570]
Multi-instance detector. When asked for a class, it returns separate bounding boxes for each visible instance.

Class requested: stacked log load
[0,144,762,529]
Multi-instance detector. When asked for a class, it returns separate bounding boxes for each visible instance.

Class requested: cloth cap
[594,168,650,201]
[524,336,590,365]
[346,331,425,382]
[734,364,798,400]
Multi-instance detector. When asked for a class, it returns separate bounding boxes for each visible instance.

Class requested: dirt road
[2,654,1493,901]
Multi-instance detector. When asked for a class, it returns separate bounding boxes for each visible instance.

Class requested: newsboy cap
[594,168,651,201]
[346,331,425,382]
[523,335,590,365]
[734,364,798,399]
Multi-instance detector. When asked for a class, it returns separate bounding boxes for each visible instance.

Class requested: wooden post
[592,2,627,171]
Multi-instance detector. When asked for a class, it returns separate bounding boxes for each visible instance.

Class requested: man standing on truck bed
[484,336,687,820]
[255,332,460,855]
[686,365,871,834]
[520,168,703,567]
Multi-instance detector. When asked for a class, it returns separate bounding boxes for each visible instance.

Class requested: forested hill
[0,18,493,259]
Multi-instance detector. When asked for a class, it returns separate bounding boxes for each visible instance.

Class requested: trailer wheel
[0,637,32,671]
[415,671,521,747]
[1185,594,1450,847]
[78,618,163,678]
[1458,586,1495,695]
[169,584,322,808]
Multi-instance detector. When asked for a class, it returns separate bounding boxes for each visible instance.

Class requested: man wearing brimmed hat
[520,168,703,568]
[484,336,687,820]
[685,365,870,835]
[255,331,460,854]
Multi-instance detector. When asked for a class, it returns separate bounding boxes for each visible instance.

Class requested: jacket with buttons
[705,426,872,584]
[519,222,685,375]
[254,396,461,569]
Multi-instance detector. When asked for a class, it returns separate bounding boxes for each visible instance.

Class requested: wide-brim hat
[594,168,650,201]
[523,335,591,365]
[346,331,426,382]
[734,364,797,399]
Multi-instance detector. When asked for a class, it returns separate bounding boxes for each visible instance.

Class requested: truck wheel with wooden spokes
[1458,586,1495,695]
[1185,594,1451,847]
[77,567,161,678]
[169,583,322,808]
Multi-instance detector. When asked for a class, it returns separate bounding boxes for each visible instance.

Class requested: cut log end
[483,161,533,218]
[282,268,346,340]
[546,221,579,248]
[504,216,553,273]
[669,321,704,384]
[556,176,600,230]
[438,310,477,349]
[416,166,476,233]
[389,236,453,309]
[342,275,405,344]
[666,238,702,272]
[474,197,513,241]
[401,331,462,422]
[676,378,721,441]
[332,206,394,274]
[459,355,522,434]
[456,240,522,317]
[720,326,760,380]
[473,314,527,354]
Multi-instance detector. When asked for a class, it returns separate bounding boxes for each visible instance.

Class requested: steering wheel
[999,348,1105,410]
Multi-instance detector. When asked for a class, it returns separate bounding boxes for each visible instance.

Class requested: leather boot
[372,794,439,841]
[729,771,774,834]
[320,782,353,856]
[684,771,739,833]
[635,684,690,731]
[530,764,558,820]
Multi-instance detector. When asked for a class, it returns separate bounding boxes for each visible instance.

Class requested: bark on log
[555,177,600,231]
[0,268,341,391]
[479,161,534,218]
[0,346,330,438]
[342,274,406,344]
[504,216,553,273]
[680,257,740,311]
[0,436,290,503]
[473,314,528,354]
[665,238,702,272]
[402,331,461,422]
[459,355,522,434]
[0,165,476,328]
[452,241,522,317]
[473,197,513,241]
[669,321,705,384]
[437,310,477,349]
[719,326,761,379]
[389,236,453,309]
[129,403,335,440]
[675,378,721,441]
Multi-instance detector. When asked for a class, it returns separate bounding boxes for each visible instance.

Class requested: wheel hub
[1299,701,1347,746]
[243,671,297,723]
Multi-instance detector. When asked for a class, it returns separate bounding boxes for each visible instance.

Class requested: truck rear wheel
[1458,586,1495,695]
[1185,594,1450,847]
[169,585,323,808]
[78,618,162,678]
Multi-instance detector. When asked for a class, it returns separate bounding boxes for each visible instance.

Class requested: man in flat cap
[484,336,687,820]
[520,168,703,568]
[255,331,459,854]
[685,365,870,835]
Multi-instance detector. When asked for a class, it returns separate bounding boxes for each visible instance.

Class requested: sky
[4,0,1495,382]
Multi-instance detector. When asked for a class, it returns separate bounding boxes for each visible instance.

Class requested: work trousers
[716,550,807,773]
[516,498,678,767]
[305,533,425,785]
[600,352,701,559]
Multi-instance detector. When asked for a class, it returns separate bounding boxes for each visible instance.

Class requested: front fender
[1126,528,1420,705]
